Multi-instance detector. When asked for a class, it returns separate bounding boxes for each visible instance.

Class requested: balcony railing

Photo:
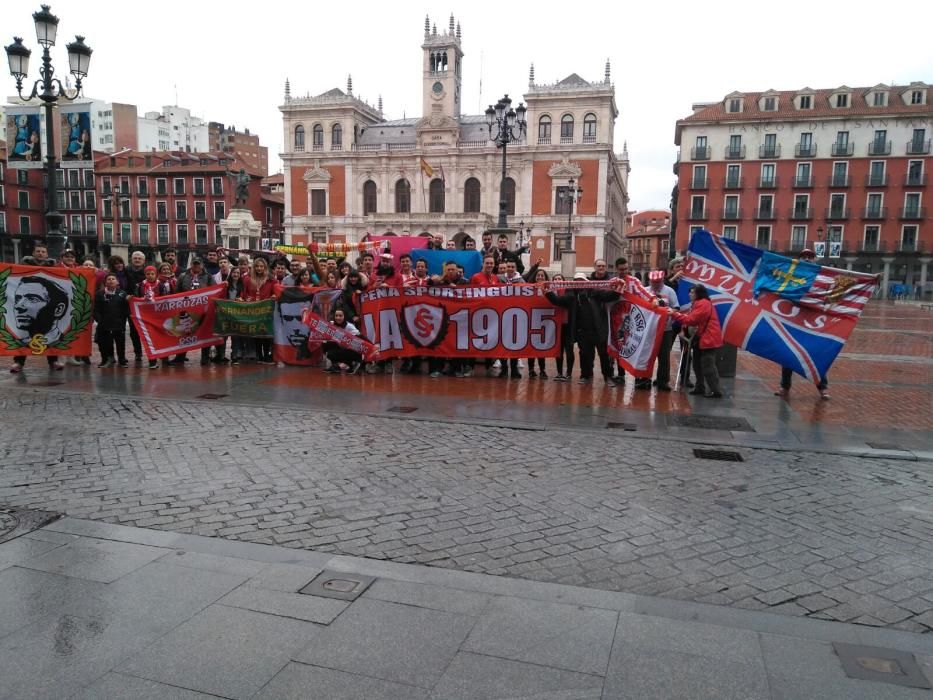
[789,239,809,252]
[899,241,925,252]
[868,140,892,156]
[559,136,574,144]
[720,208,743,220]
[312,144,324,151]
[905,174,928,186]
[795,143,817,158]
[790,207,813,220]
[899,206,926,220]
[687,208,708,221]
[861,207,887,219]
[826,207,850,220]
[754,207,775,220]
[906,139,931,155]
[828,175,851,187]
[582,135,597,144]
[831,142,854,156]
[156,213,168,222]
[537,136,551,145]
[137,188,148,197]
[859,241,886,253]
[690,177,708,189]
[690,145,710,160]
[137,213,150,221]
[724,177,744,189]
[725,145,746,159]
[793,175,813,188]
[865,175,888,187]
[758,144,781,158]
[758,176,778,188]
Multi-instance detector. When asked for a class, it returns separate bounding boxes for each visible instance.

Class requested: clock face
[432,81,444,95]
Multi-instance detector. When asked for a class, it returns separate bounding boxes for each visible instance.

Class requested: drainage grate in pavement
[606,422,637,431]
[0,507,61,544]
[299,570,376,601]
[387,406,418,414]
[867,442,906,451]
[196,393,229,400]
[693,449,744,462]
[670,414,755,432]
[833,643,931,689]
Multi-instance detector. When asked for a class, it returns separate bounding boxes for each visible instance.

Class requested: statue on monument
[226,168,251,208]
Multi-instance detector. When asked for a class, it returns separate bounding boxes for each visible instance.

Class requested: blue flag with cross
[753,251,821,302]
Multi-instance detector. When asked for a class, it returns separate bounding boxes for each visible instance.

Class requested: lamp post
[485,94,526,231]
[6,5,92,262]
[816,222,831,263]
[559,177,583,254]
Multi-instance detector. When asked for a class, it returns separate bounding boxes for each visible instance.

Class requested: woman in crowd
[156,262,177,296]
[546,274,575,381]
[337,268,368,328]
[322,308,362,374]
[225,267,246,365]
[526,268,549,379]
[668,283,723,398]
[293,268,315,291]
[241,256,276,364]
[324,271,340,289]
[97,255,129,291]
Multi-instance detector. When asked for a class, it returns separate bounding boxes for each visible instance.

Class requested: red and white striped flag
[797,266,879,317]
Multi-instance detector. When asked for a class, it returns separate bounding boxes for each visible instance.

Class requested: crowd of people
[9,233,737,399]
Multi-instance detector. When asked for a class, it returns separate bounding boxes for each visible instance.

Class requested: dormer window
[872,92,887,106]
[799,95,812,109]
[836,93,849,108]
[911,90,925,105]
[727,98,742,113]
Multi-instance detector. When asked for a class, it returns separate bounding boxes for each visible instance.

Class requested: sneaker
[635,380,651,390]
[68,357,83,366]
[578,377,592,384]
[554,374,567,382]
[365,362,380,374]
[50,361,64,371]
[118,359,129,368]
[349,362,363,375]
[528,369,537,379]
[605,378,617,388]
[323,365,339,373]
[276,362,285,368]
[453,370,465,378]
[820,390,831,401]
[81,357,91,366]
[98,359,114,368]
[461,367,474,378]
[688,388,706,395]
[148,360,158,369]
[656,384,672,392]
[539,370,548,379]
[9,363,23,374]
[429,371,442,378]
[774,388,789,398]
[231,358,240,366]
[705,391,724,399]
[134,357,143,365]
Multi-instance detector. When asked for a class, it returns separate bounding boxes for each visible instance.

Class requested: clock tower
[421,14,463,121]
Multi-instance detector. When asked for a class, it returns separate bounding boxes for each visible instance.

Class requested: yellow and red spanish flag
[420,157,434,178]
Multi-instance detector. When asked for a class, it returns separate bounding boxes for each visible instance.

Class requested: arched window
[363,180,377,215]
[560,114,574,141]
[429,178,445,213]
[331,124,342,149]
[502,177,516,216]
[294,125,305,151]
[312,124,323,148]
[583,113,597,142]
[463,177,481,212]
[538,116,551,143]
[395,179,411,213]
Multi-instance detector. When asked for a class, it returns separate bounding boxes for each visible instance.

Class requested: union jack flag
[678,230,878,384]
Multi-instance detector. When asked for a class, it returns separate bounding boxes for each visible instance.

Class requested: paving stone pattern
[2,391,933,633]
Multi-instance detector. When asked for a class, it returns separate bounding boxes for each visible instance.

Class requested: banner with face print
[273,288,321,366]
[0,264,96,356]
[129,285,225,359]
[60,107,93,166]
[5,107,43,169]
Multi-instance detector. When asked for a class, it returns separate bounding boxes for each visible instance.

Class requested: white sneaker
[68,357,83,366]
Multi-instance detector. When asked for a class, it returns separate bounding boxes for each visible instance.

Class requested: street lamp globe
[506,107,516,128]
[66,34,91,79]
[4,37,31,79]
[32,4,59,48]
[484,105,495,127]
[515,102,526,127]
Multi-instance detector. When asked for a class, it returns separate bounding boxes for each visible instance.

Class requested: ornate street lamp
[816,222,831,263]
[5,5,92,261]
[558,177,583,255]
[486,94,526,230]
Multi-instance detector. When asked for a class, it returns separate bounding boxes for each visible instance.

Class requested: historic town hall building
[280,15,629,271]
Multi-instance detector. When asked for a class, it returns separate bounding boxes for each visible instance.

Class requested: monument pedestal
[219,209,262,254]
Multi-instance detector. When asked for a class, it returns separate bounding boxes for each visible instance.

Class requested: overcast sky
[7,0,933,211]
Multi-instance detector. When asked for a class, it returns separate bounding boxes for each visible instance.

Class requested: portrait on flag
[129,285,225,359]
[60,108,93,164]
[5,108,43,168]
[0,264,95,356]
[273,288,319,365]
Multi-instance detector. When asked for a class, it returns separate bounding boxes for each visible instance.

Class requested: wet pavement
[0,517,932,699]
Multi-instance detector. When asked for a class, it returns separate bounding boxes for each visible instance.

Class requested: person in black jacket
[124,251,148,364]
[94,273,130,368]
[173,257,216,366]
[546,272,619,386]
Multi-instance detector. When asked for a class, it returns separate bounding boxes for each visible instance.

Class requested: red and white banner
[0,263,96,357]
[129,285,225,359]
[304,311,380,362]
[607,293,666,378]
[360,284,562,359]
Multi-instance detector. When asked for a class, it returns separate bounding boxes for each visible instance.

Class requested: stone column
[843,256,856,271]
[12,239,21,263]
[880,257,894,300]
[919,258,931,298]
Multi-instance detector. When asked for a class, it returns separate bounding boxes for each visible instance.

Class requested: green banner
[212,299,275,337]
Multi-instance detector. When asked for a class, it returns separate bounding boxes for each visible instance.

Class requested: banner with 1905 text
[359,284,562,359]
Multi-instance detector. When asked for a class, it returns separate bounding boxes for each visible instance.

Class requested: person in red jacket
[241,256,276,364]
[469,255,499,286]
[669,284,724,398]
